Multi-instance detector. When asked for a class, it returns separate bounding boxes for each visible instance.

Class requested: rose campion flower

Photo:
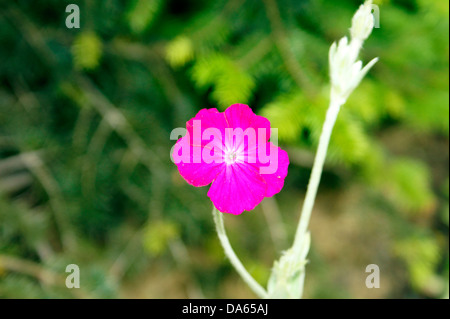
[172,104,289,215]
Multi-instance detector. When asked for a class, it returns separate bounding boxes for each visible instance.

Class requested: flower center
[225,150,238,165]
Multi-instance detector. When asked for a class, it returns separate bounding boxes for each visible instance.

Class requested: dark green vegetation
[0,0,448,298]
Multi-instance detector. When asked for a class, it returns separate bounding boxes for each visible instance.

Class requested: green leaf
[165,36,194,68]
[387,158,436,214]
[71,32,103,70]
[191,54,255,109]
[394,235,442,293]
[142,220,179,256]
[126,0,163,34]
[260,92,305,143]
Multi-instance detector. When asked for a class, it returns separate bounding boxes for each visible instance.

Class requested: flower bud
[351,0,375,41]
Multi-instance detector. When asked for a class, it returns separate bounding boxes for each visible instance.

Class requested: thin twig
[0,151,43,176]
[20,152,77,252]
[81,118,112,197]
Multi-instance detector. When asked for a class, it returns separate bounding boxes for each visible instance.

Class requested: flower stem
[212,206,268,298]
[292,96,343,253]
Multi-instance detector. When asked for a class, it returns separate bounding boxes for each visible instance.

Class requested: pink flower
[172,104,289,215]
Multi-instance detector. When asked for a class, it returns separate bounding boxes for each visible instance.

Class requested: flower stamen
[225,150,238,165]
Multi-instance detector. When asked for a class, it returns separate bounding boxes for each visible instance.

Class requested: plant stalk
[292,96,343,253]
[212,206,268,298]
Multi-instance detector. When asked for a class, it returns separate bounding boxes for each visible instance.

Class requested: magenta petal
[207,163,267,215]
[224,104,271,141]
[259,143,290,197]
[187,108,227,145]
[173,104,289,214]
[244,141,289,197]
[174,136,225,187]
[187,108,226,130]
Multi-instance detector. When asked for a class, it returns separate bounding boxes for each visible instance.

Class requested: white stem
[292,96,343,252]
[212,207,268,298]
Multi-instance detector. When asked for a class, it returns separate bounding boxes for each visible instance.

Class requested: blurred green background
[0,0,448,299]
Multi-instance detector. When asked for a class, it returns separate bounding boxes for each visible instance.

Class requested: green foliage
[0,0,448,299]
[126,0,163,34]
[191,53,255,109]
[260,92,306,143]
[142,220,179,256]
[388,159,435,213]
[71,32,103,70]
[188,12,232,54]
[394,235,442,295]
[0,274,45,299]
[442,179,449,226]
[0,195,50,255]
[260,90,371,165]
[327,112,371,165]
[165,36,194,68]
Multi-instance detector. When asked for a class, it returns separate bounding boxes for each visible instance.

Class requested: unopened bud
[351,0,375,41]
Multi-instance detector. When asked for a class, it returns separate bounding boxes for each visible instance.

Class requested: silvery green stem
[266,95,343,299]
[215,0,377,300]
[292,95,343,253]
[212,206,268,298]
[284,0,378,298]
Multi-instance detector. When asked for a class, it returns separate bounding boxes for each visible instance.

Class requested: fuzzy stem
[212,206,268,298]
[292,96,343,253]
